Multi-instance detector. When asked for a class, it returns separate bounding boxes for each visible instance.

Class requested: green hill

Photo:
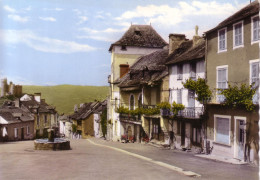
[23,85,109,115]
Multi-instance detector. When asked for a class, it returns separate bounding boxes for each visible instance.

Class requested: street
[0,138,258,180]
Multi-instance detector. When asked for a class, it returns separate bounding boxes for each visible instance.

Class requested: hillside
[23,85,109,115]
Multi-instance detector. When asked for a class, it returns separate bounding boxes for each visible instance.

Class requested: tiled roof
[166,40,205,65]
[109,25,168,51]
[0,105,34,124]
[205,1,259,34]
[117,49,169,88]
[70,100,106,120]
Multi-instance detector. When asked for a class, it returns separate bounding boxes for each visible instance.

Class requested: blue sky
[0,0,250,86]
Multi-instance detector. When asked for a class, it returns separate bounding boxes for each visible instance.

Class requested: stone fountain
[34,129,70,150]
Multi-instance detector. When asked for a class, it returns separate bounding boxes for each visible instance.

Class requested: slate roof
[20,94,56,114]
[0,103,34,124]
[166,39,205,65]
[109,25,168,51]
[117,49,169,88]
[70,100,107,120]
[205,1,259,34]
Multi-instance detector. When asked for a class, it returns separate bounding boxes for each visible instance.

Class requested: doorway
[235,117,246,161]
[21,127,24,140]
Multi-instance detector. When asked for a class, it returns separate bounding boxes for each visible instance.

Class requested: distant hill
[23,85,109,115]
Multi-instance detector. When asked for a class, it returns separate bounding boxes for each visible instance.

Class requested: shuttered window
[215,117,230,145]
[218,29,226,51]
[130,94,134,110]
[252,16,260,42]
[217,67,227,103]
[177,89,182,104]
[234,22,243,46]
[190,63,196,79]
[251,62,259,104]
[177,64,183,80]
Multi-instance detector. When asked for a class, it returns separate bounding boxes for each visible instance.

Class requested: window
[190,63,196,79]
[250,61,259,104]
[121,45,127,51]
[233,21,243,48]
[37,116,40,125]
[218,28,227,52]
[214,115,231,145]
[77,120,82,126]
[44,115,47,124]
[177,89,182,104]
[252,15,260,43]
[138,94,142,108]
[27,126,29,134]
[14,128,18,138]
[217,66,228,103]
[129,94,134,110]
[177,64,183,80]
[115,98,118,109]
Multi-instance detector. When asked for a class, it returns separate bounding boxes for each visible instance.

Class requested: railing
[142,105,157,109]
[178,107,204,118]
[119,113,141,122]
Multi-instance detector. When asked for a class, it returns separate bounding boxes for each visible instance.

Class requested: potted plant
[121,134,128,143]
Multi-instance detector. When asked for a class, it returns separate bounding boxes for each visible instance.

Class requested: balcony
[119,113,141,124]
[178,107,204,119]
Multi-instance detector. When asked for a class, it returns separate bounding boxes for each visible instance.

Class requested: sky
[0,0,251,86]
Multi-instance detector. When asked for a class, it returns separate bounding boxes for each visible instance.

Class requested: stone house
[117,49,169,143]
[20,93,58,138]
[70,100,106,139]
[165,33,205,150]
[204,1,259,163]
[0,100,34,141]
[108,24,168,141]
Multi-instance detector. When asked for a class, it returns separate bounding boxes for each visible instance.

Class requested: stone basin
[34,138,70,150]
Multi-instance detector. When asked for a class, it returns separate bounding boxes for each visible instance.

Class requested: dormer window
[121,45,127,51]
[233,21,244,49]
[135,30,141,36]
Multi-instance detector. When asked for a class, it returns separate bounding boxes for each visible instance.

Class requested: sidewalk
[195,154,248,165]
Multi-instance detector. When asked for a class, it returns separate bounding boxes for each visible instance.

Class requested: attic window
[135,30,141,36]
[121,45,127,51]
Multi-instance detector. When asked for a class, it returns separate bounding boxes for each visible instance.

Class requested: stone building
[108,24,168,141]
[20,93,58,138]
[70,100,107,139]
[0,100,34,141]
[0,78,22,97]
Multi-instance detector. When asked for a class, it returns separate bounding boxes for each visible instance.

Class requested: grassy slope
[23,85,109,115]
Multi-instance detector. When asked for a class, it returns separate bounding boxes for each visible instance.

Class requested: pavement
[0,138,258,180]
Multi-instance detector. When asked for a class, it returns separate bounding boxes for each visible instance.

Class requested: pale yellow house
[108,24,168,141]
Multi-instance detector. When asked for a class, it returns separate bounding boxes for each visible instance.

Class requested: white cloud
[23,6,31,11]
[1,75,34,85]
[8,15,29,23]
[76,35,114,42]
[115,1,241,27]
[77,16,88,24]
[39,17,56,22]
[0,30,97,54]
[43,8,63,11]
[80,27,127,34]
[73,9,81,15]
[3,5,16,13]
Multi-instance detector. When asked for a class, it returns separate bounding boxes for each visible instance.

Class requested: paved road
[0,138,258,180]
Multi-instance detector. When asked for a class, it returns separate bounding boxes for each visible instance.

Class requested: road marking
[87,139,201,178]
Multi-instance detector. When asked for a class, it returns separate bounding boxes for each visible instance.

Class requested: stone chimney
[193,25,203,47]
[34,93,41,103]
[168,34,186,54]
[119,64,129,78]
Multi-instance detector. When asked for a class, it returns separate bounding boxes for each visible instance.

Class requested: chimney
[34,93,41,103]
[169,34,186,54]
[119,64,129,78]
[14,98,20,108]
[74,104,78,112]
[193,25,203,47]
